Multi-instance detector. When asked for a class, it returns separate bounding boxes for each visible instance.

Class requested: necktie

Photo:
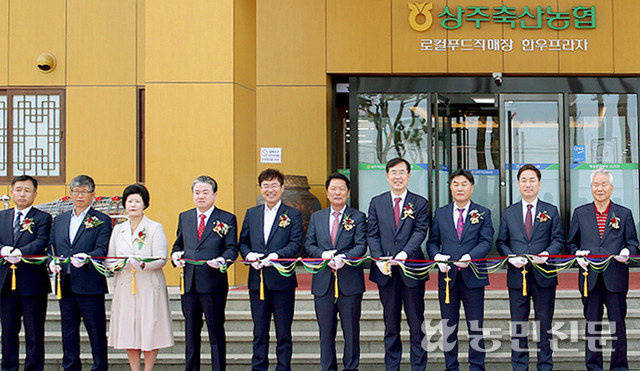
[525,204,533,239]
[197,214,206,241]
[13,213,22,240]
[393,197,402,229]
[456,208,464,240]
[330,211,340,246]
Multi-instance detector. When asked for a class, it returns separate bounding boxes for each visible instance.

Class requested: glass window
[357,93,429,211]
[569,94,639,227]
[0,90,65,183]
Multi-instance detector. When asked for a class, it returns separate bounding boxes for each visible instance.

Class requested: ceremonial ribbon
[0,254,635,287]
[521,267,528,296]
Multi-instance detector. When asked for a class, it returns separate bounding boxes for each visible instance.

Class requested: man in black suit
[49,175,112,371]
[239,168,303,371]
[568,168,638,371]
[0,175,52,371]
[367,157,430,371]
[497,164,564,371]
[304,173,367,371]
[171,175,238,371]
[427,169,493,371]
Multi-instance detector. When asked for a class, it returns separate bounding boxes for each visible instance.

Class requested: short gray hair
[191,175,218,193]
[590,168,614,185]
[70,175,95,192]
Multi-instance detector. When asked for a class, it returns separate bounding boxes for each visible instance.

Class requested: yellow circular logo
[408,2,433,32]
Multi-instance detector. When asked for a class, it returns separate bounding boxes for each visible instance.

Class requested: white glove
[453,253,471,269]
[129,258,144,269]
[0,246,13,257]
[70,253,89,268]
[245,252,264,262]
[321,250,337,260]
[49,260,62,274]
[328,254,346,270]
[5,248,22,264]
[531,251,549,265]
[206,257,226,269]
[614,248,630,263]
[104,258,123,270]
[171,251,185,268]
[375,259,392,276]
[575,250,590,256]
[508,256,527,269]
[394,251,408,261]
[433,253,451,273]
[576,257,589,270]
[261,253,278,267]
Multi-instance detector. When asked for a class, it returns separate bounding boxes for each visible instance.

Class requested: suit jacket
[49,207,112,295]
[427,201,493,289]
[239,203,303,291]
[304,206,367,296]
[172,207,238,294]
[567,201,639,293]
[0,208,52,295]
[497,200,565,289]
[367,190,430,287]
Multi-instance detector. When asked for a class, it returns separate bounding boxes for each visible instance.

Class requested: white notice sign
[260,147,282,163]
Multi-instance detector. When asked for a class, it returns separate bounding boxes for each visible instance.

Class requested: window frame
[0,88,66,185]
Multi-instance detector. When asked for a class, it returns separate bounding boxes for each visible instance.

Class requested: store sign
[408,2,596,31]
[420,38,588,52]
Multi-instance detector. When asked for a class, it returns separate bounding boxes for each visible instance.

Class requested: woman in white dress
[107,184,173,371]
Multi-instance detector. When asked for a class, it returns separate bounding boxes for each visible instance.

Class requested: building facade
[0,0,638,282]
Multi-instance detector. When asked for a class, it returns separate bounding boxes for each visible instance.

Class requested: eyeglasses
[70,190,93,196]
[260,183,281,190]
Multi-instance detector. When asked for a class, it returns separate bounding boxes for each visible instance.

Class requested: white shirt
[14,206,32,226]
[196,205,215,229]
[263,201,281,243]
[390,190,408,209]
[69,208,90,244]
[329,205,347,236]
[453,201,470,226]
[522,198,538,223]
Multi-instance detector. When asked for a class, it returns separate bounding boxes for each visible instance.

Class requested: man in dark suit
[427,169,493,371]
[0,175,52,371]
[48,175,112,371]
[367,157,430,371]
[304,173,366,371]
[239,168,303,371]
[497,164,564,371]
[171,175,238,371]
[568,168,638,371]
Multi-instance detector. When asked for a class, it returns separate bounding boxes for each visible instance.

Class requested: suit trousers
[181,290,228,371]
[314,281,362,371]
[438,276,485,371]
[0,289,47,371]
[508,277,556,371]
[59,280,107,371]
[249,287,295,371]
[582,273,628,371]
[377,268,427,371]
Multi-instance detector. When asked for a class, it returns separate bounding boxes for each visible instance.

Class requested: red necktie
[456,208,464,240]
[330,211,340,246]
[525,204,533,239]
[393,197,402,229]
[197,214,206,241]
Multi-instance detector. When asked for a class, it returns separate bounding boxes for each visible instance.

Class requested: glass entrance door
[500,94,564,212]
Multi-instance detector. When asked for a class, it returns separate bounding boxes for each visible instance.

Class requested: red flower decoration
[94,196,103,201]
[138,231,144,238]
[111,195,121,201]
[61,196,71,201]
